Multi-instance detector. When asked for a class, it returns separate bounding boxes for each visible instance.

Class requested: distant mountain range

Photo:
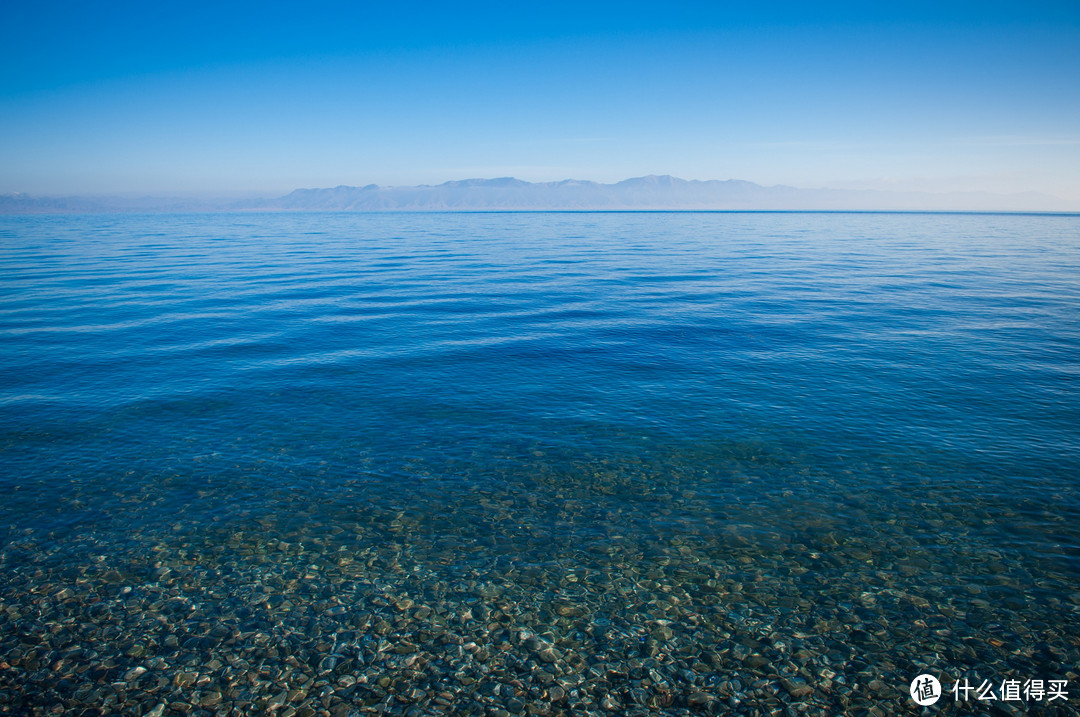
[2,176,1077,213]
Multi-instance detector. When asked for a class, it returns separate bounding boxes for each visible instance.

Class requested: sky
[1,1,1079,199]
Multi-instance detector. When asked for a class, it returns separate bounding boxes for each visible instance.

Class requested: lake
[1,211,1078,715]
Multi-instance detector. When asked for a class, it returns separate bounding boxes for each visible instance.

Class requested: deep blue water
[1,211,1079,713]
[3,212,1078,547]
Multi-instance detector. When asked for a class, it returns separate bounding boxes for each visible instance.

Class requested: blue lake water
[1,211,1078,715]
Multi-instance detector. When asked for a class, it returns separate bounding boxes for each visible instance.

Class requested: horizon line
[4,209,1080,219]
[2,173,1076,202]
[4,174,1078,215]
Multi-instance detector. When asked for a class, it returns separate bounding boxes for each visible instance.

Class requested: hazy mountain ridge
[3,176,1076,213]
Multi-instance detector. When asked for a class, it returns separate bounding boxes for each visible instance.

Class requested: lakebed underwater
[1,211,1078,715]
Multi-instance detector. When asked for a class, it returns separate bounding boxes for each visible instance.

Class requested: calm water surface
[1,212,1078,715]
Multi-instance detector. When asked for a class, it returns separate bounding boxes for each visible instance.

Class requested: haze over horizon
[2,1,1078,201]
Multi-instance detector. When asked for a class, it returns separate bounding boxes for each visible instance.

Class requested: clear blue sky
[2,1,1078,198]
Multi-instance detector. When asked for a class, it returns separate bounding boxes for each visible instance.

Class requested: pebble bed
[2,442,1078,716]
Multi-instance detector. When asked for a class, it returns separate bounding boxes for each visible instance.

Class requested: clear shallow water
[1,212,1078,715]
